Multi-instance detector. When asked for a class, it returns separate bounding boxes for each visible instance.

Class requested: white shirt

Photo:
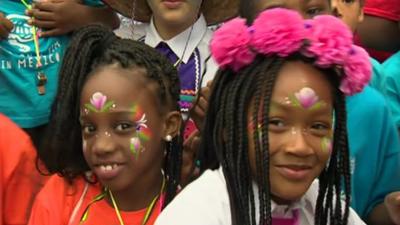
[114,14,218,88]
[155,168,366,225]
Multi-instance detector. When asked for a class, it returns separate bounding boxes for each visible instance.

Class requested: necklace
[80,177,166,225]
[20,0,47,95]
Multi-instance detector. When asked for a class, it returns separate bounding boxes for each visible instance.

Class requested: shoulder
[383,51,400,73]
[28,176,87,225]
[346,86,387,115]
[0,114,36,181]
[155,168,230,225]
[347,207,367,225]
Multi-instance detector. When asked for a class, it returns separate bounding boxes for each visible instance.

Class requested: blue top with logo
[0,0,102,128]
[347,85,400,218]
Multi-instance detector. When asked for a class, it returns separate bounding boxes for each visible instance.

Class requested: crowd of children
[1,0,399,224]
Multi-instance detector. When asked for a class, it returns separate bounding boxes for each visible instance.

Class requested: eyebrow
[270,101,332,114]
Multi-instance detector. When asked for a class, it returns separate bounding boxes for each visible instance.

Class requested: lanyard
[20,0,47,95]
[80,178,166,225]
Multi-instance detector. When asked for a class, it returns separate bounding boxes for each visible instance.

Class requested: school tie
[272,209,299,225]
[155,42,201,140]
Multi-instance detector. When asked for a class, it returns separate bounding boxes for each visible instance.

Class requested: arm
[364,103,400,225]
[0,12,13,39]
[367,202,398,225]
[27,0,120,37]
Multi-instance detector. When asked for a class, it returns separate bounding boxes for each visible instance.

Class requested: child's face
[79,65,180,193]
[247,61,334,204]
[331,0,364,32]
[255,0,331,19]
[147,0,202,26]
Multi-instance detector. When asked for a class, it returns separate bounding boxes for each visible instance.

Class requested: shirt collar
[145,14,207,63]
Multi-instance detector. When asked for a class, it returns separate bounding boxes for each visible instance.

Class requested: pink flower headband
[210,8,372,96]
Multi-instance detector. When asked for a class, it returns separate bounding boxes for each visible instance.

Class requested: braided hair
[199,54,351,225]
[42,24,182,206]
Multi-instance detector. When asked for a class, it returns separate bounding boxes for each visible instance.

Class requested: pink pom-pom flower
[305,15,353,67]
[251,8,305,57]
[210,18,255,72]
[340,45,372,95]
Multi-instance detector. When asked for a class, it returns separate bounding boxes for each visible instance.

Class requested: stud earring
[165,135,172,142]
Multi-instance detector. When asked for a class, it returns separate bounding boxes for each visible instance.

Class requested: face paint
[289,87,326,110]
[104,131,111,137]
[85,92,115,113]
[127,104,153,158]
[131,104,153,141]
[130,137,141,159]
[321,136,333,153]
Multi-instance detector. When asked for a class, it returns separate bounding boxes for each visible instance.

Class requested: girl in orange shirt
[28,24,183,225]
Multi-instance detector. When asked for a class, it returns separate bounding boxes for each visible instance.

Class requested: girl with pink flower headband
[154,8,370,225]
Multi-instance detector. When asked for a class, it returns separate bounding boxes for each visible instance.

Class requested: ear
[162,111,182,140]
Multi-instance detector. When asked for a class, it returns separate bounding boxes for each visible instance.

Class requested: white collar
[252,180,316,221]
[144,14,208,63]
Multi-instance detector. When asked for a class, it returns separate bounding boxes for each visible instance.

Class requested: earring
[165,135,172,142]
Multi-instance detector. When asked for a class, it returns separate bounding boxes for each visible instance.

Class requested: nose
[284,127,314,156]
[331,0,342,18]
[92,131,116,155]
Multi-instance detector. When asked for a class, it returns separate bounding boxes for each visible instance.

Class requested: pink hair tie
[304,15,353,67]
[340,45,372,95]
[251,8,305,57]
[210,8,372,96]
[210,18,255,72]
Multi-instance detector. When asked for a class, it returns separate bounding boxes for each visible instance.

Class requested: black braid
[200,54,352,225]
[42,24,182,207]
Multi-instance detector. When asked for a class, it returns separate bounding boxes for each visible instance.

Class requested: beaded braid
[200,54,352,225]
[42,24,182,207]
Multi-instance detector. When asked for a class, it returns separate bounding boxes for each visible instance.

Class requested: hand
[385,191,400,224]
[181,130,201,186]
[0,12,14,39]
[26,0,88,37]
[191,80,213,131]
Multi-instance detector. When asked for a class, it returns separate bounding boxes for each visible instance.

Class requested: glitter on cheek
[82,139,87,152]
[321,137,333,153]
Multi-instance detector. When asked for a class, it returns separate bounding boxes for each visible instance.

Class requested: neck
[152,16,199,40]
[105,173,164,211]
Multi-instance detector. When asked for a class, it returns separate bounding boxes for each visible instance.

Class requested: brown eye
[82,124,96,134]
[342,0,355,4]
[115,122,134,132]
[310,122,330,137]
[306,7,323,17]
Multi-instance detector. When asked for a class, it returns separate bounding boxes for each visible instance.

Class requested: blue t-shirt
[0,0,102,128]
[347,86,400,218]
[369,57,386,92]
[382,51,400,128]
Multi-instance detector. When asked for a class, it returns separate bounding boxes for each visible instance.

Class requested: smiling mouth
[275,165,313,181]
[93,163,124,180]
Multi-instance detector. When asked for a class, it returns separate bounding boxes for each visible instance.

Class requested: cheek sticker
[84,92,115,113]
[288,87,326,110]
[129,104,153,159]
[130,137,141,159]
[321,137,333,153]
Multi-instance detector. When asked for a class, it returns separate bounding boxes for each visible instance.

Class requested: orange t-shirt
[0,114,48,225]
[28,175,162,225]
